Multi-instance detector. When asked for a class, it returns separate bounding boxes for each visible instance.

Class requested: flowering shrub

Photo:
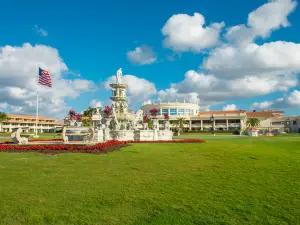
[104,106,112,118]
[150,108,158,117]
[125,139,205,143]
[76,113,82,121]
[69,109,76,120]
[164,113,170,120]
[0,140,127,154]
[143,114,149,123]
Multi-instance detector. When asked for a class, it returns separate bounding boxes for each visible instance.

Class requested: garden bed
[0,140,127,154]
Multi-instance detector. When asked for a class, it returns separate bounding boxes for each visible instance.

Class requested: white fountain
[91,68,173,142]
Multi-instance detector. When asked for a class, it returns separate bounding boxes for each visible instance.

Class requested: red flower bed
[0,140,127,154]
[124,139,205,143]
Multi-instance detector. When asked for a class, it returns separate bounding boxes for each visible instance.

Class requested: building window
[293,120,297,125]
[170,108,176,116]
[157,108,161,115]
[178,108,184,116]
[185,109,190,115]
[162,108,168,115]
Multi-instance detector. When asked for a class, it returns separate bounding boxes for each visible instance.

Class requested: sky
[0,0,300,120]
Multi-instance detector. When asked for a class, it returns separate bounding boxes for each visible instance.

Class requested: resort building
[140,101,299,133]
[0,114,64,133]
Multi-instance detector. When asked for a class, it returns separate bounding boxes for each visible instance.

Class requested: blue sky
[0,0,299,118]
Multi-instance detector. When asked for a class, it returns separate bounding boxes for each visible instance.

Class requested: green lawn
[0,135,300,224]
[0,133,62,143]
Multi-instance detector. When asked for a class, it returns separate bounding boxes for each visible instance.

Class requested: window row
[144,108,197,116]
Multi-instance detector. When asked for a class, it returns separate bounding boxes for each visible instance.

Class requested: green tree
[82,107,98,117]
[147,119,153,129]
[176,117,186,132]
[82,119,92,127]
[246,117,261,129]
[0,112,8,132]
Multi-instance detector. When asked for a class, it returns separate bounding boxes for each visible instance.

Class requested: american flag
[38,67,52,87]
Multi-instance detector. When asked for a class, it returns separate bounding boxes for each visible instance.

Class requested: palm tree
[176,117,186,132]
[246,117,260,129]
[0,112,8,132]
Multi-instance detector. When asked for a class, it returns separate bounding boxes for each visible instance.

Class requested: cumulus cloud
[127,45,157,65]
[157,88,199,104]
[32,25,48,37]
[90,99,102,108]
[155,0,299,109]
[251,101,274,110]
[103,74,157,105]
[202,42,300,74]
[162,13,224,52]
[251,90,300,109]
[222,104,237,111]
[0,43,96,119]
[225,0,297,45]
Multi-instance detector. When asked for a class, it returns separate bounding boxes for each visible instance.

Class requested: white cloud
[251,90,300,109]
[162,13,225,52]
[251,101,274,110]
[32,25,48,37]
[287,90,300,106]
[104,74,157,105]
[127,45,157,65]
[90,99,102,108]
[222,104,237,111]
[157,88,199,104]
[202,42,300,74]
[225,0,297,45]
[172,70,217,92]
[0,43,96,120]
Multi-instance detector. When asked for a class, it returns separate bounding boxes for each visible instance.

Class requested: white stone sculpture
[116,68,122,84]
[11,128,28,144]
[132,110,143,130]
[111,106,120,130]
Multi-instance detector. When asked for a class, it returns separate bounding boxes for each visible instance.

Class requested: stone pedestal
[104,128,111,141]
[134,130,154,141]
[93,129,104,142]
[158,130,173,140]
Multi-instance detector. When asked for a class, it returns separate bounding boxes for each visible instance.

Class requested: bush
[0,140,127,154]
[0,139,205,154]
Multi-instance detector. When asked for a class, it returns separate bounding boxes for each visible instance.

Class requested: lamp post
[210,115,215,136]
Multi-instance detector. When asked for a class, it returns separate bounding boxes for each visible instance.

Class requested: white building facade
[141,102,245,131]
[141,102,299,133]
[0,114,64,133]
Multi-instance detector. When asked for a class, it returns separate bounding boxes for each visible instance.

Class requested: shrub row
[0,140,127,154]
[0,139,205,154]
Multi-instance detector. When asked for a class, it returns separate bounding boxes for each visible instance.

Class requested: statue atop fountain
[116,68,122,84]
[90,68,173,142]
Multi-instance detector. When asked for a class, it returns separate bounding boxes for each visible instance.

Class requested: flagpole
[35,67,39,137]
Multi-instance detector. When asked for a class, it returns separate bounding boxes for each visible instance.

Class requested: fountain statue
[90,69,173,142]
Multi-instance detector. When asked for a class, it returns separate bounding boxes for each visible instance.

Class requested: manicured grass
[0,132,62,143]
[0,135,300,224]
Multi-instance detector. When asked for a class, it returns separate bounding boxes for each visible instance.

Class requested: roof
[198,110,246,115]
[6,114,63,124]
[246,111,276,118]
